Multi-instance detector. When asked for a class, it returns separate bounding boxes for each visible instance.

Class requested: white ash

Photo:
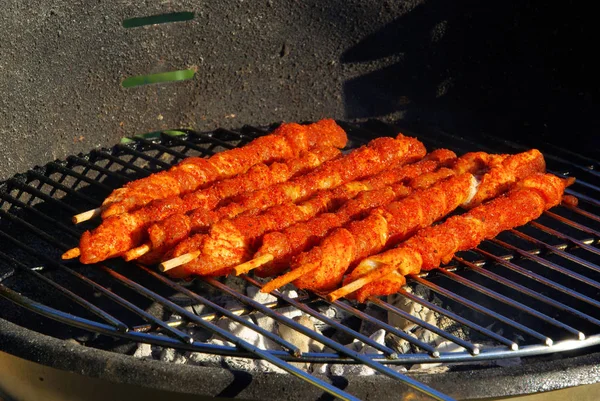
[387,287,470,348]
[278,314,323,371]
[132,281,520,374]
[386,287,522,370]
[409,341,466,372]
[133,343,152,359]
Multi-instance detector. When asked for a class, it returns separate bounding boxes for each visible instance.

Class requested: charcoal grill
[1,119,599,401]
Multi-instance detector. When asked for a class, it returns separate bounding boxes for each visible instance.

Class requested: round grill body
[1,121,599,400]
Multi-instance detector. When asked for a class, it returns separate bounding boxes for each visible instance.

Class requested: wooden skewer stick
[123,243,151,261]
[260,261,320,294]
[327,260,398,302]
[72,208,102,224]
[159,251,201,272]
[233,254,274,276]
[62,247,81,260]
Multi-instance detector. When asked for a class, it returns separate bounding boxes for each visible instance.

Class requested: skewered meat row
[248,149,458,277]
[163,150,453,278]
[153,149,454,268]
[73,146,341,264]
[181,135,426,229]
[164,151,515,278]
[333,173,572,302]
[161,134,427,276]
[99,119,348,218]
[251,150,539,277]
[141,134,426,266]
[260,149,545,294]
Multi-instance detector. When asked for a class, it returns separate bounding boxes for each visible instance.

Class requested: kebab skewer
[73,119,348,222]
[243,150,522,277]
[162,150,513,277]
[144,134,426,263]
[164,155,454,276]
[135,134,424,268]
[260,149,545,294]
[146,149,455,267]
[246,148,523,276]
[159,134,427,275]
[63,146,341,264]
[236,149,460,277]
[330,173,573,302]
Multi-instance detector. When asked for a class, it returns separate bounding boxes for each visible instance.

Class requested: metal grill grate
[0,121,598,401]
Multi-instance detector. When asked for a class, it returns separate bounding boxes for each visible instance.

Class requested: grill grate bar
[323,294,467,356]
[509,229,600,273]
[367,297,480,355]
[411,276,552,345]
[26,170,99,206]
[491,238,600,290]
[393,288,518,349]
[530,141,599,173]
[438,269,584,340]
[130,295,315,331]
[241,125,269,134]
[137,264,302,356]
[214,275,403,357]
[48,161,114,192]
[99,267,374,401]
[545,210,600,237]
[0,192,80,238]
[0,284,279,358]
[562,204,600,224]
[91,150,153,176]
[474,248,600,310]
[115,144,173,169]
[218,127,263,141]
[0,209,71,251]
[562,176,600,194]
[423,124,600,178]
[161,133,223,156]
[545,170,599,197]
[73,275,196,343]
[456,256,600,328]
[132,137,191,161]
[0,247,128,331]
[529,222,600,256]
[189,130,243,150]
[407,124,600,199]
[217,276,453,400]
[566,189,600,208]
[6,179,79,213]
[0,230,200,342]
[66,155,132,183]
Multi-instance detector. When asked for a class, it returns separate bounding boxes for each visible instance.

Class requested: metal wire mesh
[0,121,598,401]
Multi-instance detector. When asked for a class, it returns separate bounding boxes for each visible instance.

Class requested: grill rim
[3,317,600,400]
[0,120,599,400]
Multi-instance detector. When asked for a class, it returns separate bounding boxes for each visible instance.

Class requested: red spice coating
[79,197,186,264]
[292,173,474,291]
[165,134,427,277]
[253,149,457,276]
[211,135,425,218]
[463,149,545,208]
[101,119,347,218]
[561,194,578,207]
[352,173,569,301]
[78,146,339,265]
[144,147,340,253]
